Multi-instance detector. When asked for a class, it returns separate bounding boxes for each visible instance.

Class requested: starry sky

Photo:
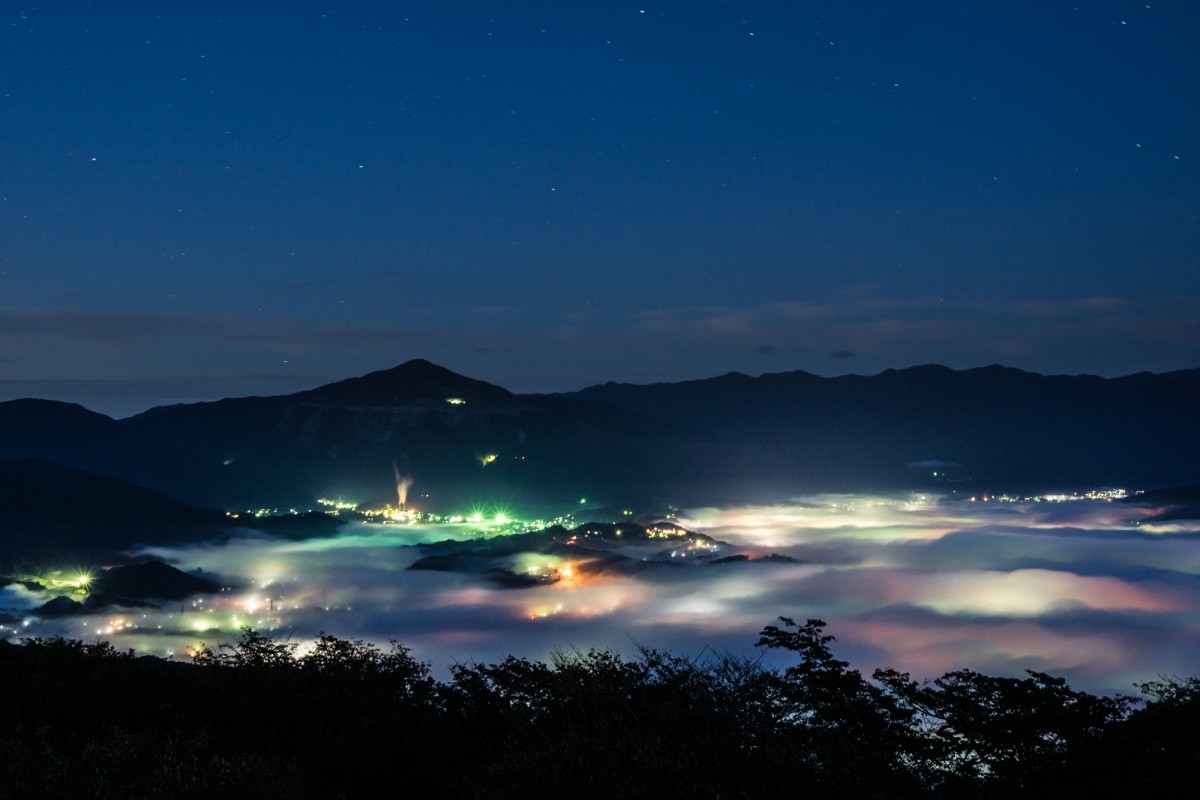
[2,1,1198,417]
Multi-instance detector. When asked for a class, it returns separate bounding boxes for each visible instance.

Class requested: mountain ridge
[2,360,1198,512]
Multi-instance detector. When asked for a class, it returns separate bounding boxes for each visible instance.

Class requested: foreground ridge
[2,619,1197,799]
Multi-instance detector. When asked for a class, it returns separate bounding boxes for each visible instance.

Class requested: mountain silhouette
[557,363,1200,493]
[0,457,227,561]
[2,361,1199,517]
[295,358,521,409]
[113,360,675,509]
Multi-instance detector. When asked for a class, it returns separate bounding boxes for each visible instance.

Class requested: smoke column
[393,463,413,510]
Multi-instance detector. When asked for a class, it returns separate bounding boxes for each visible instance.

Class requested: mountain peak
[300,359,517,409]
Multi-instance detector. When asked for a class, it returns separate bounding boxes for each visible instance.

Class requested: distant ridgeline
[0,360,1198,518]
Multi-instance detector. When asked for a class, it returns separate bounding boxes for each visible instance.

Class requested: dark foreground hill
[0,459,344,563]
[0,399,236,503]
[0,458,228,561]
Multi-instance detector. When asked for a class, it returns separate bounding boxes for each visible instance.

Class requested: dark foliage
[0,620,1194,799]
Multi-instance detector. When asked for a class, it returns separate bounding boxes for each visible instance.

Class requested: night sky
[2,1,1198,417]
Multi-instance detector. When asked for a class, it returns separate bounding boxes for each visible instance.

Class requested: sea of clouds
[10,493,1200,694]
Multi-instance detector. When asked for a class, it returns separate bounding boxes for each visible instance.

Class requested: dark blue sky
[2,1,1198,416]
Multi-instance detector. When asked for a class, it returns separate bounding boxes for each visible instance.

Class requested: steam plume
[392,462,413,510]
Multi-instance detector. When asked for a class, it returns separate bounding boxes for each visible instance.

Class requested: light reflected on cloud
[7,493,1200,693]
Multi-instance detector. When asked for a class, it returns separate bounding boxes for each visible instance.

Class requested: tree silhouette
[5,619,1199,799]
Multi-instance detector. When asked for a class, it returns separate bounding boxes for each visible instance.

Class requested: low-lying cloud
[5,493,1200,694]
